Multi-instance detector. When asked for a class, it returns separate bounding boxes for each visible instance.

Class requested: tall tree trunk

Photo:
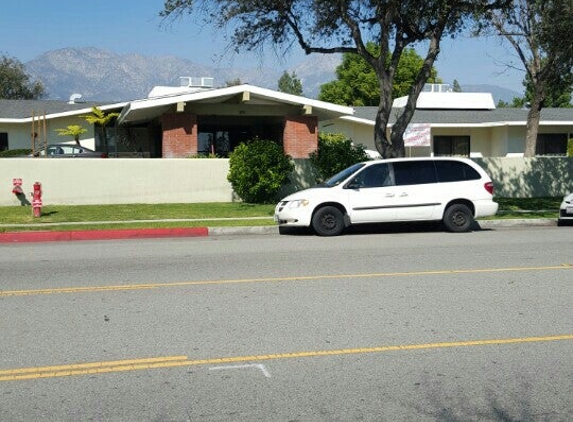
[524,83,545,157]
[524,102,541,157]
[102,126,109,155]
[373,76,396,157]
[374,27,444,158]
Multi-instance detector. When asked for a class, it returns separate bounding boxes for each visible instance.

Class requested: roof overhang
[340,116,573,128]
[0,102,128,124]
[117,84,354,125]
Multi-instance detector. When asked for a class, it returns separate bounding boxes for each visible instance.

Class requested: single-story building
[0,99,126,153]
[323,86,573,158]
[1,81,572,158]
[0,81,352,159]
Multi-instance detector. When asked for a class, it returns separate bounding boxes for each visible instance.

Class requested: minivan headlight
[288,199,309,208]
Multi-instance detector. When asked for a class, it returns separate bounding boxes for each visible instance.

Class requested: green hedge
[309,132,371,181]
[0,149,32,157]
[227,139,294,204]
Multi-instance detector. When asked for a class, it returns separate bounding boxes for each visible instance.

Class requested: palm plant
[82,107,119,154]
[54,125,87,145]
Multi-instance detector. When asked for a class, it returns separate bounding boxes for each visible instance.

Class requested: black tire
[442,204,473,233]
[311,206,345,236]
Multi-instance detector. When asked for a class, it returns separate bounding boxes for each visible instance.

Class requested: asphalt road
[1,226,572,421]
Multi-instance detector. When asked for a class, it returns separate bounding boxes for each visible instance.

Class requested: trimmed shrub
[227,139,294,203]
[0,149,32,157]
[309,132,371,181]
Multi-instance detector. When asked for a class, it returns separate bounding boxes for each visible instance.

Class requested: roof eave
[118,84,354,125]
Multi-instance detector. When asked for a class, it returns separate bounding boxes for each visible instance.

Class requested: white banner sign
[403,123,431,147]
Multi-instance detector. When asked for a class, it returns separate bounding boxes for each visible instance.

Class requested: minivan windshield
[323,163,366,187]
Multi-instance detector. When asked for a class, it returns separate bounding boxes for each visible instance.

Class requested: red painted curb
[0,227,209,243]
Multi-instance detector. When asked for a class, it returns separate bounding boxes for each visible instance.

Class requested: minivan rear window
[435,161,481,182]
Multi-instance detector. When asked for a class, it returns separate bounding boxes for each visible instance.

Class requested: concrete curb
[0,227,209,243]
[476,218,557,229]
[0,219,559,243]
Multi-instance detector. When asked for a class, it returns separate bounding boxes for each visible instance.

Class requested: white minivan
[274,157,499,236]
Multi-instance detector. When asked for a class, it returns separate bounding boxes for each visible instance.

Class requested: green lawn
[490,197,561,219]
[0,203,276,232]
[0,198,561,232]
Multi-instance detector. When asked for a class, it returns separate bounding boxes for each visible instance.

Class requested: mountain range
[25,47,521,104]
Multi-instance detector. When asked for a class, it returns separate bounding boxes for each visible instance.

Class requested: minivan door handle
[385,193,395,198]
[399,192,408,197]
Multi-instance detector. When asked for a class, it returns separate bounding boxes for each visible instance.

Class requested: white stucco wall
[0,158,233,206]
[475,157,573,197]
[1,157,571,207]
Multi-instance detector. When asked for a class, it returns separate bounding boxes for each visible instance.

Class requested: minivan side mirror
[345,179,362,190]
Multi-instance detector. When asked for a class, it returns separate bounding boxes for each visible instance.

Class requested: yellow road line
[0,355,188,376]
[1,264,571,298]
[2,335,572,382]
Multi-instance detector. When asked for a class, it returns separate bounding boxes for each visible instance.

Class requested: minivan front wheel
[312,206,345,236]
[443,204,474,232]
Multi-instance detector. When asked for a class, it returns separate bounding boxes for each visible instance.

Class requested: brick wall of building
[161,113,197,158]
[283,116,318,158]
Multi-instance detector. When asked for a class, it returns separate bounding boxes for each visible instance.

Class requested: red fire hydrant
[32,182,42,218]
[12,178,23,195]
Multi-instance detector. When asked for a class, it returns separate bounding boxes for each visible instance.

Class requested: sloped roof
[117,84,354,124]
[0,99,127,122]
[350,107,573,126]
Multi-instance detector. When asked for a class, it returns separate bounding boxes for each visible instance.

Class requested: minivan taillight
[484,182,494,195]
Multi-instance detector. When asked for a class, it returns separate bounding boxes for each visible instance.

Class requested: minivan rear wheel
[443,204,473,232]
[312,206,345,236]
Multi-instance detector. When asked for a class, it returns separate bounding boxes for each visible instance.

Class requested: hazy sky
[1,1,526,93]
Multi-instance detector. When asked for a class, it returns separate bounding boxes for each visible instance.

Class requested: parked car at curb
[274,157,499,236]
[30,144,107,158]
[558,192,573,226]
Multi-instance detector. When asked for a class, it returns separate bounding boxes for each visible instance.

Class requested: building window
[0,133,8,151]
[536,133,568,156]
[433,136,470,157]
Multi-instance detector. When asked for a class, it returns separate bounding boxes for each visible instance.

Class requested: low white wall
[1,157,571,207]
[475,157,573,197]
[0,158,233,206]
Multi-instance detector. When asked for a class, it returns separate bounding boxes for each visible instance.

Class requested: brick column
[161,113,197,158]
[283,116,318,158]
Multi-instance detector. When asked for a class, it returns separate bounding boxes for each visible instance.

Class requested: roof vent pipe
[68,93,83,104]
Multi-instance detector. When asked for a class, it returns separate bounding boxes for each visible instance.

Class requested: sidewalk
[0,218,557,243]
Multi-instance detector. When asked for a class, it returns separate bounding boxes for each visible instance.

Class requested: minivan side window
[393,161,437,186]
[349,163,393,188]
[435,160,480,182]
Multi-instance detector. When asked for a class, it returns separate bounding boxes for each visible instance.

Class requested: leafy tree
[319,45,440,106]
[227,139,294,203]
[55,125,88,144]
[278,71,303,95]
[521,66,572,108]
[82,107,119,154]
[452,79,462,92]
[496,97,526,108]
[160,1,511,158]
[477,0,573,156]
[309,133,370,181]
[0,55,45,99]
